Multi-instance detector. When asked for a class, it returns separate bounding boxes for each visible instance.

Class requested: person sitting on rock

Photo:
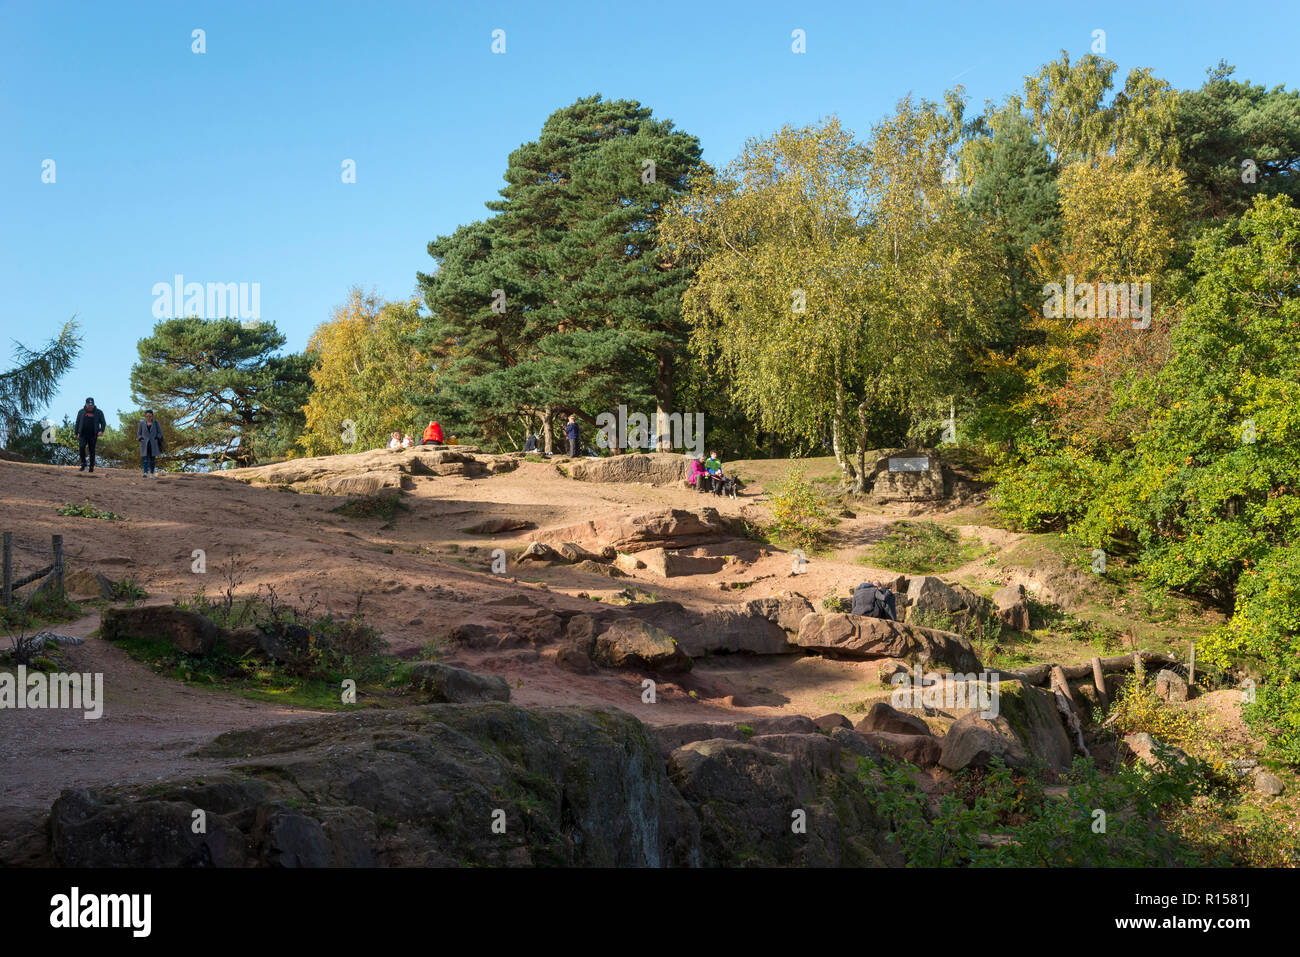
[387,431,402,449]
[422,420,445,445]
[851,581,897,621]
[524,431,539,453]
[400,433,414,448]
[704,450,728,495]
[687,456,709,492]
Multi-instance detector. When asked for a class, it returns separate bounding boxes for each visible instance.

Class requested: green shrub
[767,468,837,552]
[57,501,126,521]
[859,520,980,574]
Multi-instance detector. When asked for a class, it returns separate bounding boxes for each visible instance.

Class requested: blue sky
[2,0,1296,426]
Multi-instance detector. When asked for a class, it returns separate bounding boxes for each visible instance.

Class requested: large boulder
[855,702,931,736]
[856,731,942,768]
[224,446,517,494]
[42,705,701,867]
[561,453,689,486]
[610,600,796,657]
[666,738,898,866]
[741,593,815,634]
[1153,669,1190,703]
[794,613,981,673]
[939,714,1030,771]
[637,548,727,578]
[900,576,992,629]
[538,507,733,554]
[593,620,692,673]
[100,605,219,656]
[409,662,511,703]
[992,583,1031,631]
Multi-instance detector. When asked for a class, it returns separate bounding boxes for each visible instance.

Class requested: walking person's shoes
[79,464,86,472]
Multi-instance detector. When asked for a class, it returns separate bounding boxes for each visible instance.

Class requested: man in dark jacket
[74,397,106,472]
[852,581,898,621]
[564,415,579,458]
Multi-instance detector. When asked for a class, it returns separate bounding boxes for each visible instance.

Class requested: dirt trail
[0,455,1007,809]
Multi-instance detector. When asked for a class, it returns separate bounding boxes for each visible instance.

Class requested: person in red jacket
[421,420,445,445]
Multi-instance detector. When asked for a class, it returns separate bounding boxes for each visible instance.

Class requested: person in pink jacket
[687,457,710,492]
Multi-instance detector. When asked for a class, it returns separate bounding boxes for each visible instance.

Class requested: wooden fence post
[52,534,64,590]
[2,531,11,607]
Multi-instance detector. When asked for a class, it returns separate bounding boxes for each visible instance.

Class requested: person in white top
[401,433,414,448]
[387,431,402,449]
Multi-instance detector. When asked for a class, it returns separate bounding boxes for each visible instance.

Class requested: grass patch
[858,520,982,574]
[57,501,126,521]
[330,491,409,522]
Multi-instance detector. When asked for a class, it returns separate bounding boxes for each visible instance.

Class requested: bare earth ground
[0,454,1095,809]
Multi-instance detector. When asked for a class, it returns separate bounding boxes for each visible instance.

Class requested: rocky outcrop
[560,453,689,486]
[593,620,692,672]
[794,613,981,673]
[666,737,899,866]
[537,507,733,554]
[637,547,726,577]
[225,447,521,495]
[409,662,510,703]
[16,704,903,868]
[855,702,931,736]
[939,714,1030,771]
[100,604,219,655]
[992,583,1031,631]
[897,575,992,629]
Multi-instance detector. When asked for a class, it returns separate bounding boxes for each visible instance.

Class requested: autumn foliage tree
[298,288,430,456]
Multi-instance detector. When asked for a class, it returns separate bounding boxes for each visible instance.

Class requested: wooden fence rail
[1,532,64,607]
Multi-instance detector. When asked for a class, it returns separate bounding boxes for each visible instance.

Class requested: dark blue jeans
[142,453,156,474]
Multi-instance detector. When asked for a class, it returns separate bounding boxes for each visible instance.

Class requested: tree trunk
[855,400,870,494]
[541,407,554,455]
[655,351,674,452]
[831,379,857,489]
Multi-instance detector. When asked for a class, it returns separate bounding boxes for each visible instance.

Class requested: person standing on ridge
[565,415,579,458]
[74,397,106,473]
[137,409,164,478]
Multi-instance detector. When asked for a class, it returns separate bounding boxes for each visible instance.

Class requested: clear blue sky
[3,0,1296,427]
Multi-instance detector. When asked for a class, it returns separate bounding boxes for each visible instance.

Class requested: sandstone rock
[794,613,981,673]
[562,453,689,486]
[554,637,597,674]
[814,713,853,732]
[556,542,604,563]
[45,706,701,867]
[100,605,219,656]
[855,702,931,736]
[900,575,992,629]
[224,446,514,495]
[857,731,942,768]
[939,714,1030,771]
[667,738,897,866]
[1253,770,1286,796]
[1122,732,1188,767]
[638,547,726,577]
[571,559,627,578]
[992,583,1031,631]
[516,542,561,563]
[741,592,815,633]
[538,507,732,554]
[1153,669,1190,703]
[410,662,511,703]
[463,517,536,535]
[593,620,691,672]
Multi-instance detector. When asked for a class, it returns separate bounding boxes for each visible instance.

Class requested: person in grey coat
[137,409,164,477]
